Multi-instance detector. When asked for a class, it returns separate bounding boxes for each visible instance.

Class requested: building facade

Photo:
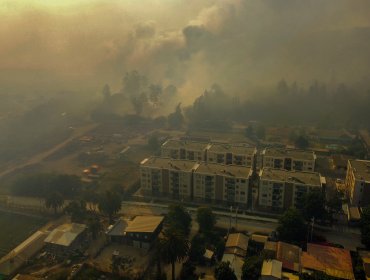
[261,148,316,172]
[193,163,252,204]
[346,160,370,206]
[258,168,324,210]
[206,143,256,167]
[140,157,199,199]
[161,139,210,161]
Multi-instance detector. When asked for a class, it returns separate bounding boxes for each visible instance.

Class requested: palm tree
[88,216,103,240]
[159,227,190,280]
[45,192,64,215]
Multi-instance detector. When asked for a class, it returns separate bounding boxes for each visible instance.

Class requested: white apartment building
[206,143,257,167]
[161,139,211,161]
[258,168,324,210]
[140,157,199,199]
[346,159,370,206]
[262,148,316,172]
[193,163,252,204]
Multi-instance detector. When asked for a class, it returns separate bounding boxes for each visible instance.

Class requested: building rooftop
[207,143,256,155]
[141,157,199,172]
[162,139,210,151]
[251,234,269,244]
[260,168,322,186]
[196,163,252,178]
[276,242,301,273]
[44,223,86,247]
[225,233,249,257]
[221,254,244,280]
[261,260,282,279]
[125,216,164,233]
[349,160,370,182]
[301,243,354,280]
[263,148,315,161]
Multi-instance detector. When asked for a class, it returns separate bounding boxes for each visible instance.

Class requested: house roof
[263,148,315,161]
[195,163,252,179]
[207,143,256,155]
[203,249,214,260]
[226,233,249,251]
[264,241,278,252]
[251,234,268,244]
[261,260,282,279]
[276,242,301,272]
[125,216,164,233]
[44,223,86,247]
[260,168,322,187]
[301,243,354,280]
[162,139,210,151]
[141,157,199,172]
[349,160,370,182]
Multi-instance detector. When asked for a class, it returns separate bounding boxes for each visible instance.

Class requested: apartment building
[346,159,370,206]
[140,157,199,199]
[206,143,257,167]
[261,148,316,172]
[161,139,211,161]
[258,168,324,210]
[193,163,252,204]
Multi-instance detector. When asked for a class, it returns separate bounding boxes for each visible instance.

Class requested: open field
[0,211,47,258]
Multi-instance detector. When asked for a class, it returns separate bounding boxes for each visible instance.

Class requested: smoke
[1,0,370,102]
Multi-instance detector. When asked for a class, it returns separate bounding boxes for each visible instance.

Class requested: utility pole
[227,206,233,237]
[311,217,315,242]
[235,206,239,230]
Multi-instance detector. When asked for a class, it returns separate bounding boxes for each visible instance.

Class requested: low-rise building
[258,168,324,210]
[140,157,199,199]
[261,260,282,280]
[206,143,256,167]
[161,139,210,161]
[301,243,354,280]
[262,148,316,172]
[276,242,301,273]
[107,216,164,250]
[345,159,370,207]
[44,223,87,253]
[193,163,252,204]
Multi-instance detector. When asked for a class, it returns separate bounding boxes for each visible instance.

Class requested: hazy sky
[1,0,370,98]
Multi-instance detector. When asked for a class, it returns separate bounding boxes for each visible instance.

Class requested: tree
[148,134,160,151]
[166,204,192,236]
[245,125,254,137]
[302,191,326,221]
[160,228,190,280]
[45,192,64,214]
[98,191,122,224]
[111,255,134,276]
[88,216,103,240]
[277,208,307,244]
[196,206,216,233]
[214,261,237,280]
[361,206,370,248]
[180,261,197,280]
[326,191,342,215]
[189,234,206,263]
[167,103,184,129]
[295,135,309,149]
[242,256,263,280]
[64,200,86,222]
[256,125,265,140]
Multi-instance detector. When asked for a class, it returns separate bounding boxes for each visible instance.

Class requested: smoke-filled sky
[1,0,370,98]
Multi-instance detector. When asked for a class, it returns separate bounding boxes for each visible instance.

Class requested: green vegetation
[45,192,64,215]
[277,208,307,244]
[215,261,237,280]
[98,190,122,224]
[196,206,217,233]
[165,204,192,236]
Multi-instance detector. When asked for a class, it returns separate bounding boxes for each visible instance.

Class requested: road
[0,195,362,250]
[0,123,98,179]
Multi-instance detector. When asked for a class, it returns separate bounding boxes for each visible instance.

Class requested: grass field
[0,211,47,258]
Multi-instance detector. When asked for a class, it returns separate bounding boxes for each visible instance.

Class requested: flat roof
[207,143,256,155]
[260,168,322,186]
[196,163,252,178]
[349,160,370,182]
[44,223,86,247]
[263,148,315,160]
[162,139,210,151]
[141,157,199,172]
[125,216,164,233]
[301,243,354,280]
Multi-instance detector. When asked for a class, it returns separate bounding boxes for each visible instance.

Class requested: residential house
[345,160,370,207]
[261,260,282,280]
[276,242,301,273]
